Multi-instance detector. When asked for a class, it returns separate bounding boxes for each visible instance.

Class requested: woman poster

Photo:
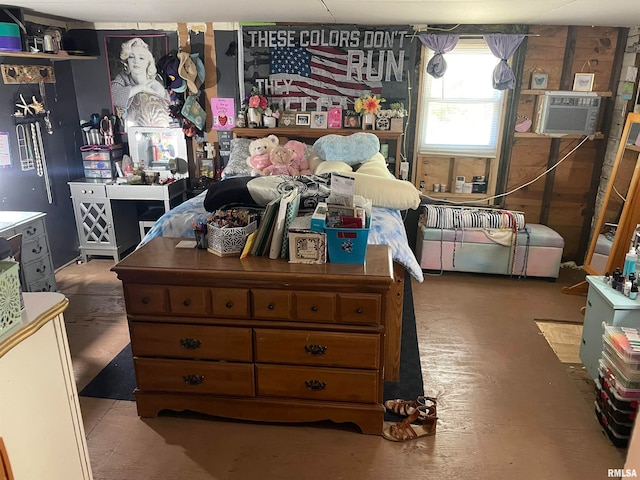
[105,34,171,130]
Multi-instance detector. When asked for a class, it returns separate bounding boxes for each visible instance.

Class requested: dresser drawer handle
[36,265,47,273]
[305,379,327,391]
[268,303,274,310]
[304,344,327,356]
[40,284,53,292]
[180,338,202,349]
[183,374,205,385]
[588,300,592,307]
[311,305,318,312]
[26,226,37,235]
[141,297,150,305]
[32,244,43,254]
[225,301,233,308]
[356,308,363,314]
[183,299,191,307]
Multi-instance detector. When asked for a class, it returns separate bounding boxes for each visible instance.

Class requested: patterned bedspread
[140,191,424,282]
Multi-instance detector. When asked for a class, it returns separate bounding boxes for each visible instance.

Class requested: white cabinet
[580,275,640,379]
[0,292,93,479]
[0,211,57,292]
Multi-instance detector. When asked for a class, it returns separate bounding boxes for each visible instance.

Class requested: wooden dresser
[112,238,396,434]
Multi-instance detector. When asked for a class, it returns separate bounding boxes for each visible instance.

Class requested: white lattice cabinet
[68,182,139,262]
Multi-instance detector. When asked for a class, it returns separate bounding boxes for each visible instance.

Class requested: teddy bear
[283,140,312,175]
[246,134,279,176]
[262,146,300,176]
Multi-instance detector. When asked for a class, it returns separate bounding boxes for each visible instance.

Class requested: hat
[190,53,205,90]
[178,51,199,95]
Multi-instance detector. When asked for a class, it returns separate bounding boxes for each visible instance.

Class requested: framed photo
[573,73,595,92]
[343,114,361,129]
[104,34,169,132]
[310,111,328,129]
[295,112,311,127]
[530,72,548,90]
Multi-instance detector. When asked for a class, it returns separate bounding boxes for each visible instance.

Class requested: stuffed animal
[284,140,312,175]
[246,134,279,176]
[262,146,299,176]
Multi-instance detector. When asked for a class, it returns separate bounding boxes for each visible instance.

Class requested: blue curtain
[418,34,459,78]
[483,34,525,90]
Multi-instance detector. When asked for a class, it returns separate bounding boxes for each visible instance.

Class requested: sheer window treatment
[418,34,459,78]
[483,34,525,90]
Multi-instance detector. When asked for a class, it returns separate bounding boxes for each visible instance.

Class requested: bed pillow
[313,132,380,165]
[221,138,253,178]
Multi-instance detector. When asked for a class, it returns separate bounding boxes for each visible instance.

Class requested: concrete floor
[57,260,627,480]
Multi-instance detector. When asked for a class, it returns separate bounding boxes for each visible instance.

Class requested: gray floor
[57,259,626,480]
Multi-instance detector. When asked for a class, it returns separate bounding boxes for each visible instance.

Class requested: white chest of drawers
[0,211,57,292]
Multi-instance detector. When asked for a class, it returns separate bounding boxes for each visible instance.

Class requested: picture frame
[573,73,595,92]
[530,72,548,90]
[104,34,169,132]
[343,114,361,129]
[295,112,311,127]
[310,111,328,129]
[279,111,296,127]
[327,108,343,129]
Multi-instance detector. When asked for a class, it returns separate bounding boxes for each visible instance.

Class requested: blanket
[140,191,424,282]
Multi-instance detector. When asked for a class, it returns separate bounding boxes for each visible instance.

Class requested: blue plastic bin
[325,220,370,264]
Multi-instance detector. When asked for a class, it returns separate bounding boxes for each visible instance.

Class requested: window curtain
[483,33,525,90]
[418,34,459,78]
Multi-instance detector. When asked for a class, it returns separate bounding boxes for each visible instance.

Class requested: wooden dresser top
[112,238,394,288]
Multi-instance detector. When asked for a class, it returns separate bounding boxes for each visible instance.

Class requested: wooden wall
[504,25,625,261]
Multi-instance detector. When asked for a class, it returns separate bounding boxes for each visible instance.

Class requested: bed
[139,133,424,282]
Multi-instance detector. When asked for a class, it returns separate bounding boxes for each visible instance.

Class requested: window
[417,39,505,157]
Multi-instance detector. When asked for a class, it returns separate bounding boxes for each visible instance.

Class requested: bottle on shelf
[623,246,637,277]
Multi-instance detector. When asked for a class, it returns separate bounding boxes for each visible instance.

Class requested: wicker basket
[0,260,21,334]
[207,221,257,257]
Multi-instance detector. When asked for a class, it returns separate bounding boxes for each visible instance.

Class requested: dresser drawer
[252,289,293,320]
[13,218,45,241]
[212,288,250,318]
[338,294,381,325]
[21,235,49,264]
[169,286,209,316]
[256,364,378,403]
[135,358,255,396]
[130,323,252,361]
[295,292,336,322]
[22,255,54,283]
[69,183,107,198]
[254,329,379,369]
[124,285,168,315]
[27,273,56,292]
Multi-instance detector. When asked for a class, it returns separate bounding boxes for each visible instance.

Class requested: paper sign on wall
[210,98,235,131]
[0,132,11,168]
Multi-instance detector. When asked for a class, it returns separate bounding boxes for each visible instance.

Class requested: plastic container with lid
[604,325,640,363]
[600,353,640,392]
[603,334,640,373]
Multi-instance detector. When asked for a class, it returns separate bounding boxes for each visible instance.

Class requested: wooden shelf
[514,132,605,139]
[233,127,403,141]
[520,89,612,97]
[0,51,97,61]
[626,144,640,153]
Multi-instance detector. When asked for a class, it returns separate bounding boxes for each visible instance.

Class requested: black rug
[79,271,424,421]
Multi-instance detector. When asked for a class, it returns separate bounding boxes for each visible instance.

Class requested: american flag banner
[241,25,410,112]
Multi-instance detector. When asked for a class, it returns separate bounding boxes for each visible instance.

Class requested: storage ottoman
[416,223,564,278]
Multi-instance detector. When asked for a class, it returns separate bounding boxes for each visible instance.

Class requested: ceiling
[12,0,640,28]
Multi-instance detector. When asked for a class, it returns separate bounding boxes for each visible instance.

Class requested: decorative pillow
[313,132,380,165]
[221,138,253,178]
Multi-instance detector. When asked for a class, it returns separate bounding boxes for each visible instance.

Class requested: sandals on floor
[384,395,437,417]
[382,405,438,442]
